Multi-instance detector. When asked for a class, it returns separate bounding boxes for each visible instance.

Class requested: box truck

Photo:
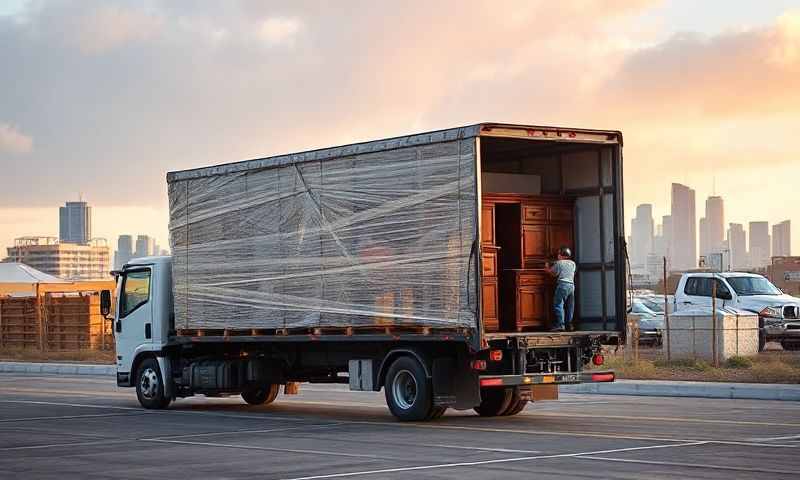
[102,123,626,421]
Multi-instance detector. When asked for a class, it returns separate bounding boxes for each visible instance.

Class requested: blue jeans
[553,282,575,329]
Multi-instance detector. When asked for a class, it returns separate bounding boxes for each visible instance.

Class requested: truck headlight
[759,306,782,318]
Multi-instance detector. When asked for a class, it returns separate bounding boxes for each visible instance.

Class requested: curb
[560,379,800,401]
[0,361,115,376]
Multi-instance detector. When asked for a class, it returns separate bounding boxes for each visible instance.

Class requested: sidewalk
[2,361,799,401]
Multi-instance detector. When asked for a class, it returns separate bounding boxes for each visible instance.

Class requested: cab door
[115,268,153,376]
[680,277,731,308]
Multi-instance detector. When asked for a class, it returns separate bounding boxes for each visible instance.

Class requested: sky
[1,0,799,255]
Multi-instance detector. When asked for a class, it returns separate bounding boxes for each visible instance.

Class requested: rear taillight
[471,360,487,371]
[591,372,615,382]
[480,378,503,387]
[489,350,503,362]
[592,354,604,366]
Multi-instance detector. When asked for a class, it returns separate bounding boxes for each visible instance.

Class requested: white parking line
[0,439,131,451]
[142,438,397,460]
[578,455,799,475]
[145,422,346,440]
[422,444,540,454]
[278,441,706,480]
[0,412,144,423]
[749,433,800,441]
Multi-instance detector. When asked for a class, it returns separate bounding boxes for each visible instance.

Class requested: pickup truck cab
[674,272,800,351]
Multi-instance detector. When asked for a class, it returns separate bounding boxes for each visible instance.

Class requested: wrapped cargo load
[168,138,477,331]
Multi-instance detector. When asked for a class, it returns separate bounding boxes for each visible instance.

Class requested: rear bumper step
[479,370,615,387]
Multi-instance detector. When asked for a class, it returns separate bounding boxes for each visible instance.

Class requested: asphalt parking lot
[1,373,799,479]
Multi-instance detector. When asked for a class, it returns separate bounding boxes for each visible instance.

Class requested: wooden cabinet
[481,276,499,332]
[501,271,550,331]
[481,205,495,245]
[482,194,574,332]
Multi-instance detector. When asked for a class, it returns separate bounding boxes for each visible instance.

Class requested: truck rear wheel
[384,356,433,421]
[242,384,280,405]
[474,387,513,417]
[135,357,171,409]
[501,388,528,416]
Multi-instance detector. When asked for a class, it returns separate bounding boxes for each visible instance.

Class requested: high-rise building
[773,220,791,257]
[699,196,724,259]
[727,223,748,270]
[114,235,133,269]
[134,235,156,258]
[749,221,770,268]
[6,236,110,280]
[629,204,654,268]
[59,201,92,245]
[670,183,696,271]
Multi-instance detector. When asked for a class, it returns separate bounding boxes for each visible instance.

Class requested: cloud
[257,17,302,46]
[74,5,163,54]
[605,9,800,120]
[0,123,33,154]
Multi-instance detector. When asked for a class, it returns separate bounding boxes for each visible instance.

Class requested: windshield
[727,276,781,296]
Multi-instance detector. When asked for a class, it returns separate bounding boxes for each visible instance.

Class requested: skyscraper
[705,196,724,255]
[773,220,791,257]
[670,183,696,270]
[629,204,654,268]
[114,235,133,269]
[59,201,91,245]
[727,223,748,270]
[134,235,156,258]
[699,217,708,258]
[749,221,770,268]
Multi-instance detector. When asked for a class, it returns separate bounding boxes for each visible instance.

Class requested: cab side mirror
[100,289,112,317]
[717,290,732,301]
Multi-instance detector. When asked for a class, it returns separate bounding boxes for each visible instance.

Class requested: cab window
[120,269,151,317]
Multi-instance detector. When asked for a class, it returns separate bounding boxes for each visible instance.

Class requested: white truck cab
[674,272,800,351]
[109,256,173,398]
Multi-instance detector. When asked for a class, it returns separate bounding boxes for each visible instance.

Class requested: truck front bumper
[478,370,615,388]
[764,322,800,340]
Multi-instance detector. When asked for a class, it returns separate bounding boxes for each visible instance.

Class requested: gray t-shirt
[551,259,576,284]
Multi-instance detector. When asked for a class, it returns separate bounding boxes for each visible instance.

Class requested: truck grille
[784,306,799,319]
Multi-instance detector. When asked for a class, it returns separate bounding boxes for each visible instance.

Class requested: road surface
[0,373,798,479]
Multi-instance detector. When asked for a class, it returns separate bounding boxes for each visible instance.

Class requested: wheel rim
[139,367,159,400]
[391,369,417,410]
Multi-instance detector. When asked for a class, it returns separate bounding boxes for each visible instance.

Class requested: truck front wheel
[242,384,280,405]
[384,356,433,421]
[135,357,171,409]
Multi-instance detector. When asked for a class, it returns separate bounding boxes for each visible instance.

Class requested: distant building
[699,196,724,259]
[114,235,133,269]
[772,220,791,257]
[629,204,654,268]
[727,223,748,270]
[670,183,696,271]
[699,217,708,259]
[59,201,92,245]
[749,221,771,269]
[768,256,800,297]
[5,236,110,280]
[645,253,665,282]
[134,235,156,258]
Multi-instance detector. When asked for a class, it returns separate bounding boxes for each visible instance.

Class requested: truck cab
[674,272,800,351]
[108,257,173,397]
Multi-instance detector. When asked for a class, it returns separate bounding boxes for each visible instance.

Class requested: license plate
[542,375,555,383]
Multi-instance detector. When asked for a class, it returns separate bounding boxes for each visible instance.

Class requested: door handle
[145,323,152,339]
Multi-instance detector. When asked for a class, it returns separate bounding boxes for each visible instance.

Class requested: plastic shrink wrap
[168,139,477,330]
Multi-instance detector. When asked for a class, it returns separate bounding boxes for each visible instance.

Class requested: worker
[546,246,576,332]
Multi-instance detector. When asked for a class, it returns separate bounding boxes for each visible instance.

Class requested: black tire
[135,357,171,409]
[384,356,433,421]
[241,384,280,405]
[474,387,513,417]
[501,388,528,416]
[781,340,800,351]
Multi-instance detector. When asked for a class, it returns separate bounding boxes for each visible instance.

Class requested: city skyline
[630,183,792,273]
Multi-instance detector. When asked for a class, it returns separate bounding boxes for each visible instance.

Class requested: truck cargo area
[478,130,624,336]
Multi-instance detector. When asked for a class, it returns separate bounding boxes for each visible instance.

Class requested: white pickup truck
[674,272,800,351]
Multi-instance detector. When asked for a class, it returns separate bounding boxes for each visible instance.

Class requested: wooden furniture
[480,245,500,332]
[481,194,574,332]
